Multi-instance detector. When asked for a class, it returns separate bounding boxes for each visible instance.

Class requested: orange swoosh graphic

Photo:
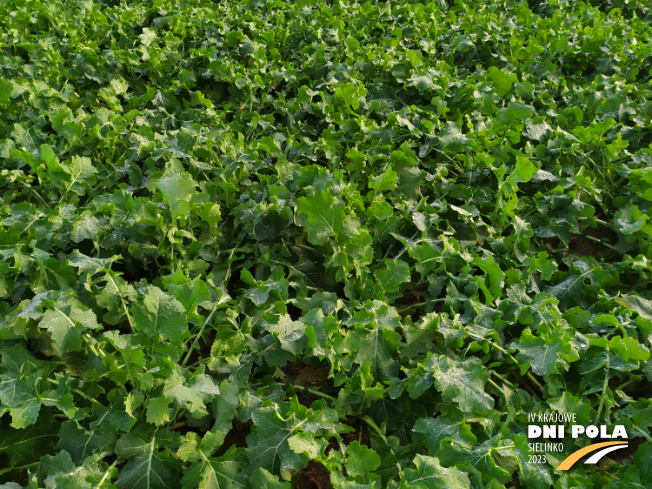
[556,441,628,470]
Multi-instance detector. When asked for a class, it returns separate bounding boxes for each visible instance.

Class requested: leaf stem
[361,415,386,442]
[595,348,611,424]
[17,180,50,208]
[98,458,118,487]
[362,415,402,474]
[74,388,101,404]
[292,385,337,401]
[490,370,514,387]
[494,444,516,450]
[585,234,620,253]
[397,301,429,314]
[181,306,218,368]
[106,272,135,330]
[487,377,502,393]
[466,330,544,393]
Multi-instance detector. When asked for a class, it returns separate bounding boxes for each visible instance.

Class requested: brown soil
[395,285,429,322]
[340,417,370,447]
[297,461,332,489]
[568,224,618,260]
[280,363,332,387]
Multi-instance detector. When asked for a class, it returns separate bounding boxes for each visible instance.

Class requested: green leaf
[31,252,78,294]
[180,446,246,489]
[436,436,515,484]
[580,335,650,374]
[345,441,381,484]
[167,278,213,324]
[56,418,116,465]
[39,302,99,356]
[3,3,652,488]
[369,167,398,193]
[0,346,44,429]
[506,157,537,187]
[247,399,342,473]
[347,326,401,382]
[163,366,220,415]
[494,103,535,131]
[525,121,552,141]
[614,205,646,235]
[209,380,240,445]
[438,122,467,150]
[0,79,12,103]
[616,294,652,320]
[3,202,40,233]
[548,392,592,426]
[544,260,612,310]
[516,329,580,377]
[472,255,505,302]
[115,434,179,489]
[426,355,494,413]
[62,156,98,196]
[71,211,103,243]
[412,411,477,454]
[249,468,292,489]
[40,144,64,175]
[157,174,196,219]
[139,28,157,46]
[296,191,359,245]
[146,397,171,427]
[68,250,114,275]
[247,404,309,473]
[373,259,411,294]
[335,82,366,110]
[130,286,188,345]
[486,67,517,96]
[265,315,307,355]
[512,434,554,489]
[633,442,652,483]
[0,419,58,472]
[397,454,470,489]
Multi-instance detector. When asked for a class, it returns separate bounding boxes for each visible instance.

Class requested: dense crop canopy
[1,0,652,487]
